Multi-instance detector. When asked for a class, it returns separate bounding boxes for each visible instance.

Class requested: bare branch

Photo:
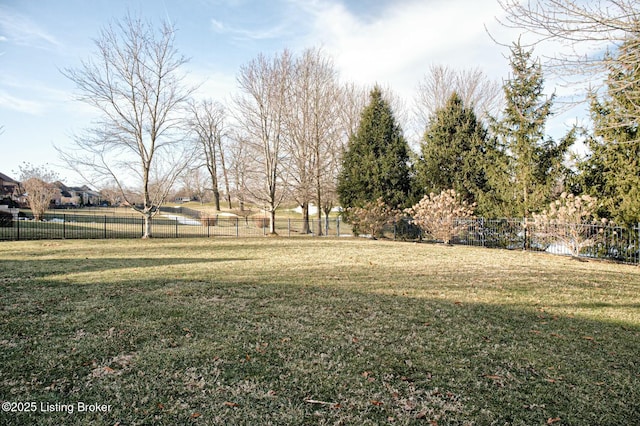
[60,14,196,237]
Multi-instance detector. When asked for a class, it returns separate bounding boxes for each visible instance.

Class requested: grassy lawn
[0,238,638,425]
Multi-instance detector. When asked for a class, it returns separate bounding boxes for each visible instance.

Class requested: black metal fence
[1,210,638,265]
[0,210,351,241]
[386,218,640,265]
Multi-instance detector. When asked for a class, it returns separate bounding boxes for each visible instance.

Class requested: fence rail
[1,211,638,265]
[386,218,639,265]
[0,211,351,241]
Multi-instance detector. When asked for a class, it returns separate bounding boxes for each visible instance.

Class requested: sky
[0,0,585,186]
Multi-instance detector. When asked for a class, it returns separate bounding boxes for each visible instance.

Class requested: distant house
[0,172,21,203]
[53,182,102,206]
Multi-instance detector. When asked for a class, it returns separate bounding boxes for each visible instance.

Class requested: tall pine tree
[577,35,640,226]
[414,92,503,216]
[494,42,574,219]
[337,86,412,210]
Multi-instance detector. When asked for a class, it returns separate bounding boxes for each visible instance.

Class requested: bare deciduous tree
[18,163,59,221]
[338,82,369,140]
[188,99,230,210]
[178,166,210,203]
[227,131,251,212]
[99,184,123,206]
[234,50,292,235]
[495,1,640,90]
[416,64,503,127]
[60,15,196,238]
[285,48,341,234]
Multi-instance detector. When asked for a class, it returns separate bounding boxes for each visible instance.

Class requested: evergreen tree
[337,86,412,210]
[576,36,640,226]
[414,92,503,216]
[493,42,574,219]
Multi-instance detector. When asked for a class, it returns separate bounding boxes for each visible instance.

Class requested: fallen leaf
[484,375,502,380]
[223,401,239,408]
[191,412,201,418]
[370,400,384,406]
[547,417,561,424]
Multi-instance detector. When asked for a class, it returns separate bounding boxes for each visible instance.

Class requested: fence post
[63,214,66,239]
[636,223,640,265]
[104,215,107,239]
[235,217,239,238]
[175,217,178,238]
[336,216,340,237]
[16,215,20,241]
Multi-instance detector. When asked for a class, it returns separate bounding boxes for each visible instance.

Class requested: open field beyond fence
[0,238,639,425]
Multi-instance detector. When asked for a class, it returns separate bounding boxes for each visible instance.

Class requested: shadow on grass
[0,257,251,281]
[1,266,639,426]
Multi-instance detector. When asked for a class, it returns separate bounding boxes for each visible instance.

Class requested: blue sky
[0,0,579,185]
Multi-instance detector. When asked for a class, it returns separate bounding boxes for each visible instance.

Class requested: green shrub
[0,210,13,227]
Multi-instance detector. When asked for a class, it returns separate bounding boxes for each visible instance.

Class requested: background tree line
[46,5,639,237]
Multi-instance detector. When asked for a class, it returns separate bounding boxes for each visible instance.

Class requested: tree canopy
[576,35,640,226]
[492,42,574,219]
[415,92,503,216]
[337,86,412,211]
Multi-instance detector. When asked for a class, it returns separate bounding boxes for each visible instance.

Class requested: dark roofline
[0,172,19,184]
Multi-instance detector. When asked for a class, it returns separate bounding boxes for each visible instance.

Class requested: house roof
[0,172,19,185]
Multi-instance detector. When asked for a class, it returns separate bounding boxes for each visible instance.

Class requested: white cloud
[294,0,509,101]
[0,5,61,50]
[0,89,46,114]
[210,17,287,41]
[185,66,238,102]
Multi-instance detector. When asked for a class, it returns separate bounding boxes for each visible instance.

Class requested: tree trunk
[142,213,152,239]
[213,188,221,211]
[316,187,323,236]
[269,209,277,235]
[218,141,233,210]
[301,202,310,234]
